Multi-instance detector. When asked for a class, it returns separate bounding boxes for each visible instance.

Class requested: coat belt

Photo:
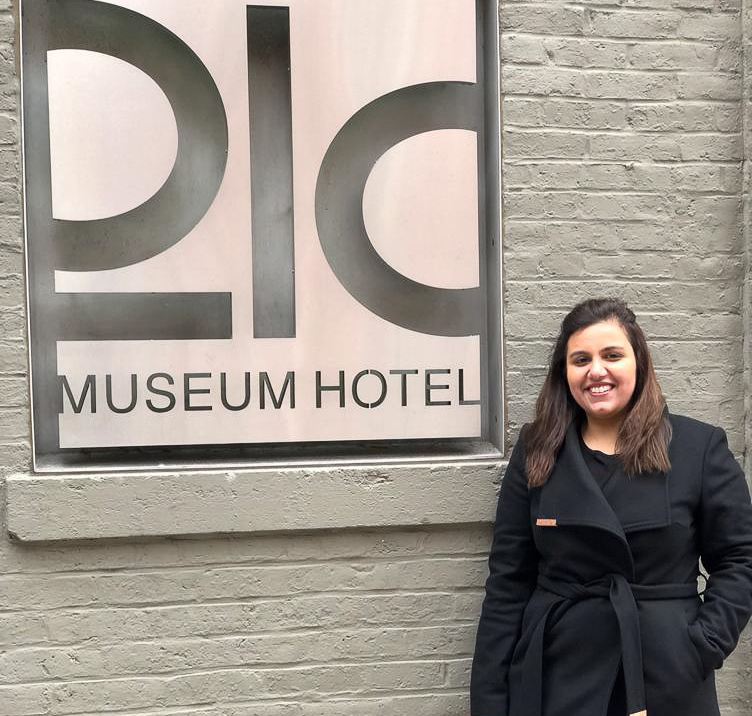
[521,574,699,716]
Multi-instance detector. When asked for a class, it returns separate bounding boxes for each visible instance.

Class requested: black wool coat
[471,410,752,716]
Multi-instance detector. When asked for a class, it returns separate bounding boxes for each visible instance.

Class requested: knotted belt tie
[521,574,699,716]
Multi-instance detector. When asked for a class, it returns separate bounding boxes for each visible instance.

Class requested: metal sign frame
[20,0,504,472]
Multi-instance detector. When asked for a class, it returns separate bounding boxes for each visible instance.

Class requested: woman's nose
[589,358,607,376]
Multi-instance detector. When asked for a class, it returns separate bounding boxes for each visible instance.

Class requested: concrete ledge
[5,461,503,541]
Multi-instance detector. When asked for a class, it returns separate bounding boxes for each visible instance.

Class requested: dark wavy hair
[524,297,672,487]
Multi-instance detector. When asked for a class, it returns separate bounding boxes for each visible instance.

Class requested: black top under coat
[577,425,622,488]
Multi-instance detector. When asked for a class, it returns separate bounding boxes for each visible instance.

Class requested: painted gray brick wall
[0,1,750,716]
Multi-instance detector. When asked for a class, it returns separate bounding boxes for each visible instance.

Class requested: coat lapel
[599,405,672,534]
[536,419,628,544]
[535,412,674,578]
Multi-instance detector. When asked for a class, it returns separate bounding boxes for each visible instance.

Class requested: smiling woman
[470,297,752,716]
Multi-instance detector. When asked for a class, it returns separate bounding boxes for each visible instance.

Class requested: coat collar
[537,418,629,541]
[535,407,673,577]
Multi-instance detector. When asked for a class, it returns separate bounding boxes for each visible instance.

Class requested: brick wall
[0,2,750,716]
[0,527,489,714]
[502,1,746,448]
[744,0,752,479]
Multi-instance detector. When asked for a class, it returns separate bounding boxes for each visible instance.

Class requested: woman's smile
[586,383,614,397]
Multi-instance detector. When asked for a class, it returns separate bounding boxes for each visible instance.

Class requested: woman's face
[565,319,637,425]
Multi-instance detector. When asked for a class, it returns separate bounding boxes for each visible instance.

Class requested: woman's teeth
[589,385,612,394]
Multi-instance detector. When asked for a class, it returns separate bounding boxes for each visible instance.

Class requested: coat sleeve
[687,425,752,678]
[470,427,539,716]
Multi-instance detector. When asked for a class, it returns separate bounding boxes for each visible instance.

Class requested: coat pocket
[640,597,706,689]
[686,621,720,680]
[683,622,706,681]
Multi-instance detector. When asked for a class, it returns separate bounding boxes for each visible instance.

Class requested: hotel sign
[21,0,501,468]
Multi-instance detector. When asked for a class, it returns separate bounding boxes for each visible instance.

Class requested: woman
[470,298,752,716]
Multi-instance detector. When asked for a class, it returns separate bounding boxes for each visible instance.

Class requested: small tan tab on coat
[630,711,647,716]
[536,518,557,527]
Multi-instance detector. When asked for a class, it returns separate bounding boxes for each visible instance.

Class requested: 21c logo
[21,0,498,460]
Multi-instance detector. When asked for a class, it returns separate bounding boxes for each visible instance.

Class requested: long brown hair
[524,298,671,487]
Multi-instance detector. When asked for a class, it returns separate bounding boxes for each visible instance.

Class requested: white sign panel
[22,0,500,467]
